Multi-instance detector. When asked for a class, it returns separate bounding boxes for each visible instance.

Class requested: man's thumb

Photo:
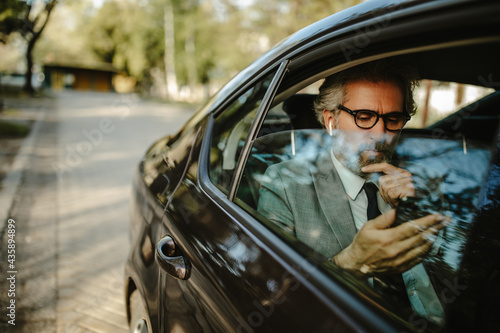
[370,209,396,229]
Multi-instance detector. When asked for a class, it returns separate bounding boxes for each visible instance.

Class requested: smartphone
[393,196,429,227]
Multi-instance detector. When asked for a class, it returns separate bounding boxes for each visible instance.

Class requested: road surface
[0,91,196,332]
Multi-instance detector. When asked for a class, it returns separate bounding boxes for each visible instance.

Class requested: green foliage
[35,1,102,66]
[1,0,58,93]
[0,1,22,43]
[0,0,27,44]
[34,0,361,95]
[0,120,30,138]
[0,1,58,45]
[83,1,165,81]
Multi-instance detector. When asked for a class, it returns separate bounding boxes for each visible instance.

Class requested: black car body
[125,0,500,332]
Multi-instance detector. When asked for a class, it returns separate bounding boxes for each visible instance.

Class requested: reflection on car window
[239,127,498,328]
[234,67,500,331]
[209,71,276,194]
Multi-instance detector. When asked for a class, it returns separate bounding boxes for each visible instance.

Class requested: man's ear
[323,109,335,129]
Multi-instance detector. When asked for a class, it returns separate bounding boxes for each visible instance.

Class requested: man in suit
[257,60,448,323]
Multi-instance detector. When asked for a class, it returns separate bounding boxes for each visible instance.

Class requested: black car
[125,0,500,332]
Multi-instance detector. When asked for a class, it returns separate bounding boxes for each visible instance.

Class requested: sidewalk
[0,91,194,331]
[0,96,48,232]
[0,94,58,332]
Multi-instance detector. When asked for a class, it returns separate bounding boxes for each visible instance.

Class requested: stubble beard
[333,135,396,178]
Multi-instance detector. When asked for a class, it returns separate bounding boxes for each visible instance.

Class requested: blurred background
[1,2,366,332]
[0,0,361,103]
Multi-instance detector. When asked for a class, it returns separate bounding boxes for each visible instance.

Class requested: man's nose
[370,118,386,134]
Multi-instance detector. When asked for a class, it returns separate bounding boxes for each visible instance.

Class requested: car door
[153,2,500,333]
[229,21,500,333]
[154,60,384,332]
[154,66,322,332]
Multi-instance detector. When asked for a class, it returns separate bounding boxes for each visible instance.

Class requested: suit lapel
[313,152,357,250]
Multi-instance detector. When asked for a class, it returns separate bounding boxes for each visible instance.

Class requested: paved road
[0,91,196,332]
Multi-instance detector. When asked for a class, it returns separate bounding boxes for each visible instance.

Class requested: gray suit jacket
[257,151,358,258]
[258,152,448,320]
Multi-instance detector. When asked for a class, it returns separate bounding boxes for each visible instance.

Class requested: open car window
[408,80,494,129]
[234,41,500,332]
[209,70,276,194]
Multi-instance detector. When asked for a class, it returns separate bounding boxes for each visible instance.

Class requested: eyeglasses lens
[356,111,377,128]
[385,114,407,130]
[355,111,406,130]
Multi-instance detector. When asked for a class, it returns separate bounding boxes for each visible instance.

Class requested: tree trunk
[185,32,198,101]
[164,0,178,100]
[24,38,36,94]
[0,75,3,112]
[422,79,433,128]
[456,83,464,106]
[22,0,57,95]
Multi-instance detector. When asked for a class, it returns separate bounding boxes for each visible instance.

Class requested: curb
[0,104,47,233]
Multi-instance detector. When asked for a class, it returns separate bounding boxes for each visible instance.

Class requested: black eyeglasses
[338,104,410,132]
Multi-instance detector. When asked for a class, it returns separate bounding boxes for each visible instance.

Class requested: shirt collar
[330,149,367,201]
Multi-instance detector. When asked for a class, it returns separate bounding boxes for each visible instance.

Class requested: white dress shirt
[330,150,391,229]
[330,149,444,324]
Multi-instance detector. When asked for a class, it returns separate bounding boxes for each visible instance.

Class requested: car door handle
[155,235,191,280]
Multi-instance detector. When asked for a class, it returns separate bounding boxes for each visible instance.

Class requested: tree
[22,0,57,94]
[1,0,25,110]
[1,0,58,94]
[83,0,165,91]
[85,1,123,64]
[0,0,25,43]
[163,0,178,100]
[1,0,56,108]
[34,0,98,67]
[30,0,361,100]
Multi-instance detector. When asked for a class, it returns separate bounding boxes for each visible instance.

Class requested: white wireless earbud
[328,121,333,136]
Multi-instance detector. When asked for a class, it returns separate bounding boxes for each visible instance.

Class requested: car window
[209,70,276,194]
[407,80,494,129]
[234,46,500,332]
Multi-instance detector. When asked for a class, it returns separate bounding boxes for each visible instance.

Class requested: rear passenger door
[232,39,500,333]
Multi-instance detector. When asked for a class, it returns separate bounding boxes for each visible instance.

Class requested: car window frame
[203,62,288,199]
[226,61,290,201]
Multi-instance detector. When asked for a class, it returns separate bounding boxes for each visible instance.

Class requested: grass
[0,120,30,138]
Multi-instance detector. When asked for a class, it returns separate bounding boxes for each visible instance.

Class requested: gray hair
[313,60,419,126]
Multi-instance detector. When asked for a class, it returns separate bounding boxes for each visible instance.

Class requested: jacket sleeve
[257,164,296,235]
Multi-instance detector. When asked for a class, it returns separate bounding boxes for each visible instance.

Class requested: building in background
[43,62,117,92]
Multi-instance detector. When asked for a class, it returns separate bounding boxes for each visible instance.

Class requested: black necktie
[364,182,381,220]
[364,182,409,305]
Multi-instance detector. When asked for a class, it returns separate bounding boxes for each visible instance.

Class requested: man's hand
[362,163,415,208]
[332,210,449,276]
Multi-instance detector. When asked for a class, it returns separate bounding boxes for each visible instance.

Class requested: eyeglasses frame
[337,104,410,132]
